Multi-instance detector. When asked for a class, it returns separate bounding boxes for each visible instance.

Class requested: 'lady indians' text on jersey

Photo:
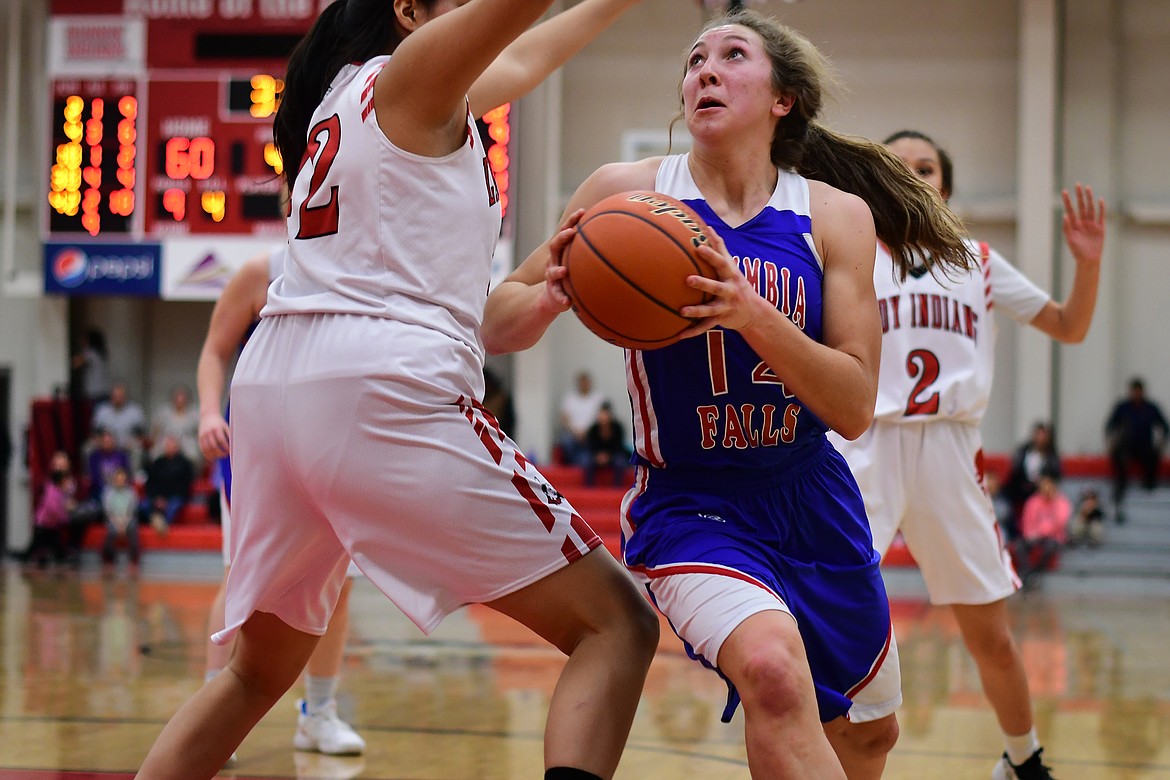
[627,154,827,471]
[870,240,1048,424]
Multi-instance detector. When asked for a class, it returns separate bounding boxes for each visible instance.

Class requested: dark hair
[678,11,973,280]
[1130,377,1145,392]
[274,0,434,190]
[85,328,107,358]
[883,129,954,200]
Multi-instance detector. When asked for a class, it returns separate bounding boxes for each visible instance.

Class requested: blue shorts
[623,438,892,723]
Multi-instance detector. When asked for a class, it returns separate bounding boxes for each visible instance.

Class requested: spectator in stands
[101,466,140,574]
[1105,377,1168,522]
[139,434,194,535]
[151,384,201,469]
[87,429,132,510]
[558,370,605,467]
[984,469,1017,541]
[91,382,147,469]
[71,328,112,406]
[1069,487,1105,548]
[482,367,516,435]
[1015,469,1071,587]
[25,466,75,569]
[584,402,631,487]
[1004,422,1062,528]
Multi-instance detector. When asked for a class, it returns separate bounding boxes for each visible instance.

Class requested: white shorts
[220,488,361,578]
[649,573,901,723]
[214,313,600,644]
[832,420,1020,605]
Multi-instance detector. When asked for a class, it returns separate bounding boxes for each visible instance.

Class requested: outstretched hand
[542,209,585,315]
[676,229,762,339]
[1062,183,1106,264]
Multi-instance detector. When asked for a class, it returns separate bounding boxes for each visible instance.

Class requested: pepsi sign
[44,242,161,296]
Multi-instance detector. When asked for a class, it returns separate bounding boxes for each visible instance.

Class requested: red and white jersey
[263,56,502,368]
[872,239,1048,424]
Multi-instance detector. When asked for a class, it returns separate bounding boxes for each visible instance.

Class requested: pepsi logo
[51,247,88,288]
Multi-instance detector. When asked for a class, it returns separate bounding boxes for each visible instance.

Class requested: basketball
[561,190,718,350]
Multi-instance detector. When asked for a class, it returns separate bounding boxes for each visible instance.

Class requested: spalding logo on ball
[561,190,718,350]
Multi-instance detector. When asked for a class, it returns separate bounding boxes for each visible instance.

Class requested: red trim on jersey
[845,623,892,699]
[980,241,993,311]
[627,352,666,468]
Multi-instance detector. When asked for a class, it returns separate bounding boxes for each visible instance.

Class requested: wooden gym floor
[1,553,1169,779]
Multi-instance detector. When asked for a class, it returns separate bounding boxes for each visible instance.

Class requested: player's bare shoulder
[570,158,663,211]
[807,179,876,265]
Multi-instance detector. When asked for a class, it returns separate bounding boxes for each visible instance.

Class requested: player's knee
[733,644,810,714]
[832,714,899,758]
[970,633,1019,672]
[616,591,660,663]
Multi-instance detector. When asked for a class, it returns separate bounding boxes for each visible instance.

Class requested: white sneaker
[293,699,366,756]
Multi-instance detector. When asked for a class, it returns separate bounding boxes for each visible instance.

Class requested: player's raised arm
[469,0,644,118]
[375,0,556,157]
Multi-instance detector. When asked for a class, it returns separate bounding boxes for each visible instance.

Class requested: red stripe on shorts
[510,472,557,533]
[845,622,892,699]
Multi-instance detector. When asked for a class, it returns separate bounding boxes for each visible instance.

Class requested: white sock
[304,674,340,712]
[1004,728,1040,765]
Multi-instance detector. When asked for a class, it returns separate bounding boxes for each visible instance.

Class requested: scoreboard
[43,1,315,297]
[44,0,515,298]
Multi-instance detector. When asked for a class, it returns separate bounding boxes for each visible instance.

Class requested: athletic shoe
[293,699,366,755]
[294,751,366,780]
[992,748,1055,780]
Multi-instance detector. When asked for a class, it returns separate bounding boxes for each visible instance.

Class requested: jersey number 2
[296,114,342,240]
[904,349,941,416]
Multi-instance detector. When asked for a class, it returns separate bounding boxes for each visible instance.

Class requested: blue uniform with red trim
[621,155,892,722]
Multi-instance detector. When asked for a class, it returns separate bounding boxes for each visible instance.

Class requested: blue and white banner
[44,242,161,296]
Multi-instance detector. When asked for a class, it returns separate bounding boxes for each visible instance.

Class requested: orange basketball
[561,190,718,350]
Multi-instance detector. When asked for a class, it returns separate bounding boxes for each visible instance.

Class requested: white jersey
[263,56,502,372]
[871,239,1048,424]
[267,243,286,281]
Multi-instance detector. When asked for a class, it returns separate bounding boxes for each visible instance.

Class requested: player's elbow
[834,412,873,442]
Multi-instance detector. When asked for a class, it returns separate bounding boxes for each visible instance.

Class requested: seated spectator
[87,430,132,508]
[984,469,1016,541]
[482,367,517,435]
[47,449,98,564]
[91,381,147,469]
[1004,421,1061,524]
[1015,469,1071,587]
[101,466,140,574]
[1105,377,1168,522]
[139,434,194,535]
[584,402,631,487]
[26,467,76,569]
[1069,487,1105,548]
[151,384,202,470]
[558,370,604,467]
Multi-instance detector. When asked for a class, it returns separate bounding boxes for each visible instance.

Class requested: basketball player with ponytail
[485,9,971,779]
[136,2,658,779]
[830,129,1104,780]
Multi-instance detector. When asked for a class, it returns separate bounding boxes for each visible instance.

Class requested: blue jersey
[628,155,827,471]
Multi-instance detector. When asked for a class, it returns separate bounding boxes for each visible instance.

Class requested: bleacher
[25,392,1163,569]
[74,454,1168,560]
